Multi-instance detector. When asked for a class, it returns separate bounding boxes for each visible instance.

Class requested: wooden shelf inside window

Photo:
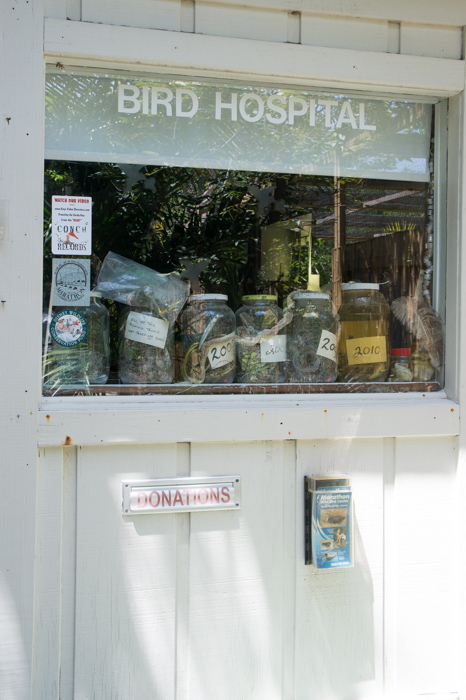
[43,382,441,397]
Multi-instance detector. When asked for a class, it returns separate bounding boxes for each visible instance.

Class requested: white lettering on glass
[151,87,174,116]
[176,88,199,118]
[215,91,238,121]
[239,94,265,123]
[288,96,308,125]
[318,100,339,128]
[118,84,141,113]
[266,95,287,124]
[359,102,377,131]
[336,101,357,130]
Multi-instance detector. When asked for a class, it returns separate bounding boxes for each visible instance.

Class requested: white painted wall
[1,2,465,699]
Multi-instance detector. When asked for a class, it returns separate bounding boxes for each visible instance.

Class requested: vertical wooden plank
[0,0,44,698]
[59,446,78,700]
[393,436,460,695]
[400,23,463,59]
[180,0,194,32]
[388,21,400,54]
[74,444,179,700]
[175,443,191,700]
[281,439,297,700]
[44,0,67,19]
[301,13,389,52]
[66,0,82,21]
[81,0,182,31]
[31,448,65,699]
[287,11,300,44]
[383,438,397,695]
[295,438,385,700]
[195,3,288,42]
[188,441,287,700]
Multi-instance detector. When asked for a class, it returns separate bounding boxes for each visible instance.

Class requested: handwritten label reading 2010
[125,311,169,349]
[208,333,235,369]
[346,336,387,365]
[316,330,337,363]
[260,335,287,363]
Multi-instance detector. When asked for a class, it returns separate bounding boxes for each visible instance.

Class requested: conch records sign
[122,476,242,514]
[45,72,432,182]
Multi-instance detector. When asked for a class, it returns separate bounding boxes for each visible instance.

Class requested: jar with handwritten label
[45,291,110,389]
[287,291,339,383]
[235,295,287,383]
[180,294,236,384]
[337,282,390,383]
[119,305,175,384]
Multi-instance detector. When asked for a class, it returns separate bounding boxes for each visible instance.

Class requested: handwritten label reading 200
[346,336,387,365]
[209,333,235,369]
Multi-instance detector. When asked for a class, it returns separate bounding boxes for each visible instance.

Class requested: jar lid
[292,291,329,300]
[189,293,228,302]
[391,348,411,356]
[90,290,103,298]
[242,294,276,301]
[341,282,379,291]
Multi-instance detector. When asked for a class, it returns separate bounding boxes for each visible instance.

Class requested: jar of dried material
[46,291,110,388]
[235,295,287,384]
[180,294,236,384]
[119,305,174,384]
[337,282,390,383]
[389,348,413,382]
[287,291,339,383]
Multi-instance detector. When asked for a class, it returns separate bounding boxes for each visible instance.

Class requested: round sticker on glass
[50,310,87,347]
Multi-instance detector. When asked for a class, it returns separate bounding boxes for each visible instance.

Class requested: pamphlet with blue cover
[305,475,353,569]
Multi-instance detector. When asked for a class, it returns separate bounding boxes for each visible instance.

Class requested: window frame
[39,19,464,444]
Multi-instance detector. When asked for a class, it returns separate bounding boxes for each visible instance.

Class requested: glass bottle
[389,348,413,382]
[119,305,174,384]
[180,294,236,384]
[287,291,339,383]
[45,291,110,388]
[337,282,390,383]
[235,295,286,383]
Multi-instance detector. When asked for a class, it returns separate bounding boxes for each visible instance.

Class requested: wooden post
[332,176,346,311]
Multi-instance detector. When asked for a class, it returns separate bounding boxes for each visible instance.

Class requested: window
[43,69,443,396]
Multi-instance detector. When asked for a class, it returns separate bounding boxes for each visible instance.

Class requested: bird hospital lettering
[52,196,92,255]
[118,84,377,131]
[45,73,432,181]
[123,477,242,515]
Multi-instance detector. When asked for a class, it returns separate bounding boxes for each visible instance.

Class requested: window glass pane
[45,71,432,182]
[43,162,442,396]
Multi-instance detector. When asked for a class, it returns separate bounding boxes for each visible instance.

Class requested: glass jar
[337,282,390,383]
[119,306,174,384]
[180,294,236,384]
[235,295,286,383]
[45,291,110,388]
[287,291,339,383]
[411,342,435,381]
[389,348,413,382]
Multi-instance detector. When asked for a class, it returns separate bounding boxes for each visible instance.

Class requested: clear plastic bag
[95,251,189,323]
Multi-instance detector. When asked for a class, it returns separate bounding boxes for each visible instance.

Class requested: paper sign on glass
[52,258,90,306]
[346,336,387,365]
[52,196,92,255]
[260,335,287,363]
[208,333,235,369]
[316,330,337,363]
[125,311,169,348]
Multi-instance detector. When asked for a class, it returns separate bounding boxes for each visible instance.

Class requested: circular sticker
[54,260,89,303]
[50,310,87,347]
